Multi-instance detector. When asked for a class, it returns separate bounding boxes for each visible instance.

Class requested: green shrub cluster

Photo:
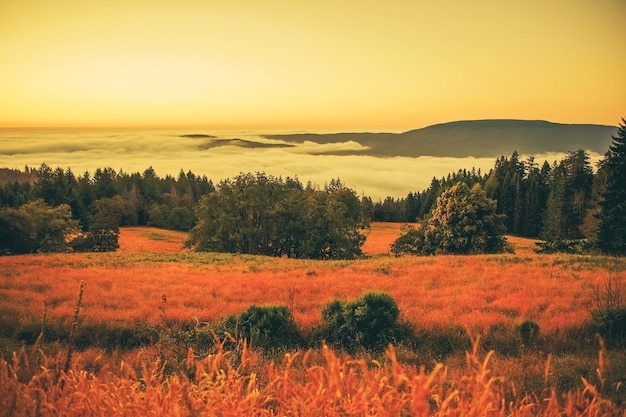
[534,239,589,254]
[320,292,405,353]
[223,305,303,351]
[391,183,509,256]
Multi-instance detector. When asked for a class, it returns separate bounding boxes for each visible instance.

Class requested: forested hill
[264,120,617,158]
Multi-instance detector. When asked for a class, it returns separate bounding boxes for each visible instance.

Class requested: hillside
[264,119,617,158]
[0,167,37,185]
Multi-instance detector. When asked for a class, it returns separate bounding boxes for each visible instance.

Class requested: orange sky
[1,0,624,131]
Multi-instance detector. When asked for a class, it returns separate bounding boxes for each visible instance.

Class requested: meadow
[1,223,625,415]
[1,224,622,332]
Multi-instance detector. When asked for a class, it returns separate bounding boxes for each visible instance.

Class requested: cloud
[291,140,370,154]
[3,129,597,200]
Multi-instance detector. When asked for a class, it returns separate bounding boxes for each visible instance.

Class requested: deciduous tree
[187,173,366,259]
[392,183,508,255]
[0,199,79,254]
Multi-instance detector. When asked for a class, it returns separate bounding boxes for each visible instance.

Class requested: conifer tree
[597,119,626,255]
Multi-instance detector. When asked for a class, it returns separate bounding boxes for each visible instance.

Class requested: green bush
[321,292,404,353]
[391,183,508,256]
[91,229,120,252]
[534,239,588,254]
[228,305,303,351]
[517,320,540,346]
[68,229,119,252]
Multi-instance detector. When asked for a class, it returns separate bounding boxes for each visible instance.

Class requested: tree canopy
[391,183,508,256]
[0,199,79,254]
[186,173,367,259]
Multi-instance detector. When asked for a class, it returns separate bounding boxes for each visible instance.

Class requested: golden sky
[1,0,624,131]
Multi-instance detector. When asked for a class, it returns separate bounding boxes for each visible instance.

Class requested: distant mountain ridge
[264,119,618,158]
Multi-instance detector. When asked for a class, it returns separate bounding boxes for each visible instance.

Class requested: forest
[1,119,625,257]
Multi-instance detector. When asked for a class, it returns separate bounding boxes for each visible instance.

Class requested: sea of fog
[0,128,595,201]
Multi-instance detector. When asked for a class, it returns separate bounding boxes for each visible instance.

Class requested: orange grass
[117,227,188,253]
[2,338,621,416]
[361,222,419,256]
[0,224,621,333]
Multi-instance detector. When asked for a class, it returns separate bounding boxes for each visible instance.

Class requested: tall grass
[1,335,622,416]
[1,224,625,415]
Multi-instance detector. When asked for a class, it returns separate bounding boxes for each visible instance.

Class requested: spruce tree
[597,119,626,255]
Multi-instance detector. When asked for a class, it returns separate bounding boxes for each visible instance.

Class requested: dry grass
[361,222,419,256]
[117,227,188,253]
[1,223,625,415]
[1,335,622,417]
[0,224,622,333]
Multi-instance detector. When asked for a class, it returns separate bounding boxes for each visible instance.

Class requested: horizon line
[0,118,618,133]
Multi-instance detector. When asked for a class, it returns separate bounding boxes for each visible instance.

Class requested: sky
[1,0,624,131]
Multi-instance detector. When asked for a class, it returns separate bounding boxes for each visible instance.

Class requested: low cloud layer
[0,129,603,200]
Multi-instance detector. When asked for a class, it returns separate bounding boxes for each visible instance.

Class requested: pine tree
[597,118,626,255]
[541,150,593,243]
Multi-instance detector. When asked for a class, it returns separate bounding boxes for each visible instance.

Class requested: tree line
[371,138,623,254]
[381,118,626,255]
[0,165,214,254]
[0,165,368,258]
[1,118,624,256]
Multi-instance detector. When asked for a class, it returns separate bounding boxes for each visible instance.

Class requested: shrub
[517,320,540,346]
[534,239,588,254]
[322,292,404,353]
[390,224,432,256]
[229,305,303,351]
[91,229,120,252]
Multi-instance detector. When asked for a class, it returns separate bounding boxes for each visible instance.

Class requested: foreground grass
[2,335,624,416]
[1,225,625,414]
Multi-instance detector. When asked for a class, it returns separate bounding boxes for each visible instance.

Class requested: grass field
[1,223,625,415]
[1,224,622,331]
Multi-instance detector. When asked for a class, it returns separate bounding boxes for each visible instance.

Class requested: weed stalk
[63,280,86,375]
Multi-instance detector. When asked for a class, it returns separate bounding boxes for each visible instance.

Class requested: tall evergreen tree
[541,162,569,241]
[541,150,593,243]
[564,149,593,237]
[597,119,626,255]
[484,152,526,235]
[522,159,550,237]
